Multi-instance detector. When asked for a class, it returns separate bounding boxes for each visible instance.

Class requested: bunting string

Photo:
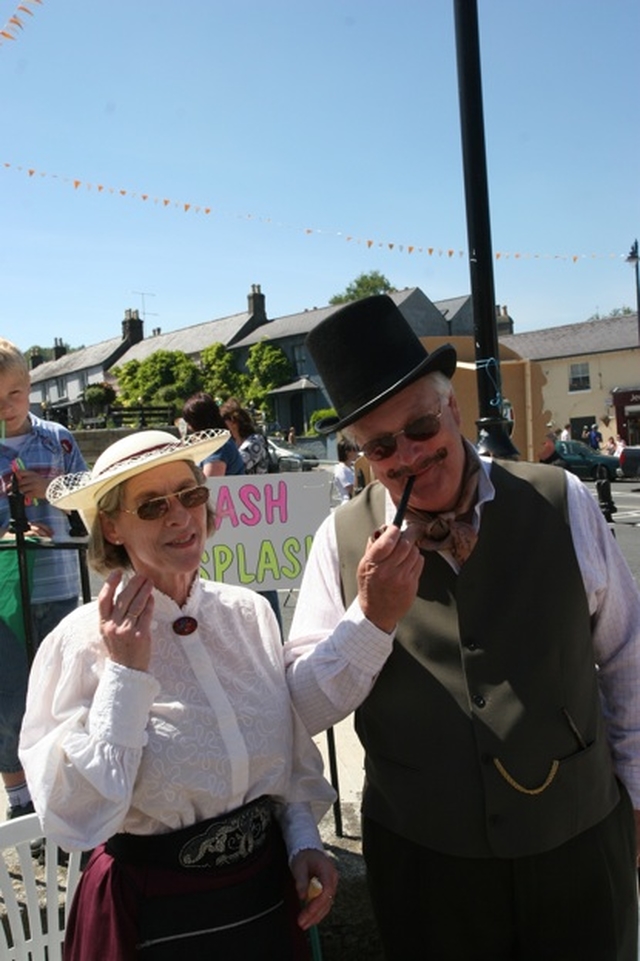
[0,0,42,46]
[0,160,629,265]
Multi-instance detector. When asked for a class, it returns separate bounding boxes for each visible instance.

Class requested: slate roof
[29,337,124,385]
[269,376,320,394]
[229,304,337,348]
[112,310,254,365]
[500,312,640,360]
[432,295,470,320]
[229,287,444,350]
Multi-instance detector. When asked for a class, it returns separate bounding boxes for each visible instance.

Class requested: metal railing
[1,474,92,665]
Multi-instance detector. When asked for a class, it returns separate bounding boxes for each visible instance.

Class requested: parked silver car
[266,438,318,472]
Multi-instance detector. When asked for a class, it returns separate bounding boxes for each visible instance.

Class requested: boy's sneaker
[6,800,35,819]
[6,801,44,858]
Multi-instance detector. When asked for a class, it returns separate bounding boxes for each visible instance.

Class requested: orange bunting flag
[0,160,627,266]
[1,0,43,44]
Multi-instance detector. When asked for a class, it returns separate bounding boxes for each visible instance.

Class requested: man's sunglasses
[361,407,444,462]
[119,485,210,521]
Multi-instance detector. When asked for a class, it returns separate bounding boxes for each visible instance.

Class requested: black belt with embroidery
[106,795,274,872]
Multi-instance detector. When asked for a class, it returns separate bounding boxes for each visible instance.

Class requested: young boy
[0,338,87,819]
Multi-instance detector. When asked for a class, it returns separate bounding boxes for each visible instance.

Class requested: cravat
[404,445,481,565]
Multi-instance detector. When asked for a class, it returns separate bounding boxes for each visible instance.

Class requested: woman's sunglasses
[361,407,444,462]
[120,484,210,521]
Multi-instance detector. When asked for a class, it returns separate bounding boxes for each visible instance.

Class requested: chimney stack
[29,348,44,369]
[122,308,144,345]
[53,337,67,360]
[247,284,267,325]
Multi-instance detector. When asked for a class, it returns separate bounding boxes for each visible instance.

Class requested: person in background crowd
[218,397,283,635]
[560,423,571,441]
[615,434,627,456]
[182,392,245,477]
[285,294,640,961]
[288,426,297,445]
[538,432,568,469]
[220,399,270,474]
[0,337,86,821]
[333,437,359,503]
[20,429,337,960]
[587,423,603,450]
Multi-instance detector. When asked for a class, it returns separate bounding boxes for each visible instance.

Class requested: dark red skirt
[63,821,310,961]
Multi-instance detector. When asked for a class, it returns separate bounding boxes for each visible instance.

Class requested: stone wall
[73,427,180,467]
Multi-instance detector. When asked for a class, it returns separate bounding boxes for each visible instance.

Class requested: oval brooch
[172,616,198,636]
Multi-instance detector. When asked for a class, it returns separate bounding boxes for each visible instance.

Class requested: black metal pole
[627,239,640,345]
[453,0,518,458]
[8,473,36,665]
[325,726,343,837]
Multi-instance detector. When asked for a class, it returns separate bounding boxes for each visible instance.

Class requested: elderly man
[285,295,640,961]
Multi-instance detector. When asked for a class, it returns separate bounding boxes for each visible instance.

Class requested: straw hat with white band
[46,428,229,529]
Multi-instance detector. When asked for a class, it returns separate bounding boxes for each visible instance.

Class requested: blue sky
[1,0,638,353]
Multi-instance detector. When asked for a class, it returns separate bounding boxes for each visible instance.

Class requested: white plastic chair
[0,812,83,961]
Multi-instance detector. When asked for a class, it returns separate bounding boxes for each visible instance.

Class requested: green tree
[26,342,84,362]
[329,270,396,305]
[200,342,247,401]
[113,350,202,407]
[586,305,632,321]
[243,341,293,416]
[81,382,116,416]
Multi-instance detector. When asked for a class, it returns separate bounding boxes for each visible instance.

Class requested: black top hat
[306,294,457,434]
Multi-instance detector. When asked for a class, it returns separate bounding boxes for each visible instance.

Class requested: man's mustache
[387,446,447,480]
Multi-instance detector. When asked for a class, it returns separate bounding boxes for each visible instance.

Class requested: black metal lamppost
[626,239,640,345]
[453,0,518,458]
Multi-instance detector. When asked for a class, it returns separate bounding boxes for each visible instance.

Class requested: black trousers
[362,785,638,961]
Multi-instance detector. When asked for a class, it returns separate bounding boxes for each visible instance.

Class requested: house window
[56,377,66,398]
[293,344,306,376]
[569,362,590,392]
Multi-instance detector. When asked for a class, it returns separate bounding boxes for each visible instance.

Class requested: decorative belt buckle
[178,800,272,869]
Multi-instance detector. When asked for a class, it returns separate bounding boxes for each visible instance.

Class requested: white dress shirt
[20,577,335,853]
[285,462,640,807]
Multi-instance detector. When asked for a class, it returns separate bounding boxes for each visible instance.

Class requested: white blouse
[19,577,335,854]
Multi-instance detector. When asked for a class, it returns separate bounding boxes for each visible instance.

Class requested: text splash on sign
[200,472,332,591]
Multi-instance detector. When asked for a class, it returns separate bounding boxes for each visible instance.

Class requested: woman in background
[333,437,359,503]
[220,398,269,475]
[182,392,245,477]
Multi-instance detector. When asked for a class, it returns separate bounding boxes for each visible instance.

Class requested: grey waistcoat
[335,460,619,858]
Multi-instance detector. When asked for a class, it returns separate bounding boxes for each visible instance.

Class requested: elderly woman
[19,429,337,961]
